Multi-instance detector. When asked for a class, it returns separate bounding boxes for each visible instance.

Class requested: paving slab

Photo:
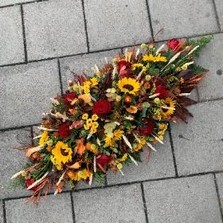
[59,50,120,91]
[215,0,223,31]
[23,0,87,61]
[216,173,223,213]
[0,6,24,66]
[148,0,219,41]
[0,60,60,129]
[84,0,151,51]
[107,134,175,185]
[171,100,223,176]
[5,193,73,223]
[0,129,31,199]
[197,33,223,101]
[143,175,222,223]
[72,184,146,223]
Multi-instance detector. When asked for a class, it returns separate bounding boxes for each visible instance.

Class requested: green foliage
[94,171,106,185]
[191,64,208,74]
[188,35,213,57]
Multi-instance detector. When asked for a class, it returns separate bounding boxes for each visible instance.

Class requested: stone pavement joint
[20,5,28,63]
[214,173,223,222]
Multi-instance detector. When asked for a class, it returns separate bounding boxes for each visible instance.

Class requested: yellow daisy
[82,113,89,120]
[118,77,140,95]
[92,114,98,121]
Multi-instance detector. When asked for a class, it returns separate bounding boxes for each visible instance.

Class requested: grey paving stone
[143,175,222,223]
[197,33,223,101]
[215,0,223,31]
[171,100,223,176]
[23,0,87,61]
[0,129,31,199]
[73,184,146,223]
[148,0,219,41]
[5,193,73,223]
[0,0,32,6]
[0,6,24,66]
[216,173,223,213]
[0,201,3,223]
[0,60,60,129]
[107,134,175,185]
[59,50,120,91]
[84,0,151,51]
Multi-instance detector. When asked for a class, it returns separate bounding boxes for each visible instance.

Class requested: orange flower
[76,138,85,155]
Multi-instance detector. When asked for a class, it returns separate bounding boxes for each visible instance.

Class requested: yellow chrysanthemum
[113,129,124,141]
[82,113,89,120]
[161,98,176,119]
[67,169,92,181]
[132,63,146,71]
[118,153,128,162]
[51,142,72,170]
[104,136,114,147]
[39,131,49,147]
[143,54,167,63]
[158,123,168,141]
[82,81,91,94]
[90,77,99,87]
[92,114,98,121]
[118,77,140,95]
[132,138,146,152]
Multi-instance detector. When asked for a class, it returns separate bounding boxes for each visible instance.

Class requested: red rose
[96,155,111,166]
[58,123,71,139]
[63,92,76,105]
[167,38,185,52]
[25,179,38,191]
[93,99,112,116]
[155,85,169,99]
[117,60,132,78]
[139,119,154,136]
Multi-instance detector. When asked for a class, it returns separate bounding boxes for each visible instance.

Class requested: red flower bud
[58,123,71,139]
[96,155,111,166]
[139,119,154,136]
[117,60,132,78]
[167,38,185,53]
[155,85,169,99]
[63,92,77,105]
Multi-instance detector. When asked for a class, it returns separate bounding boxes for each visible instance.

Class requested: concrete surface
[0,0,223,222]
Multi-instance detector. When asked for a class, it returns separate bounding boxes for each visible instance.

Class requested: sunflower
[161,98,176,119]
[118,77,140,95]
[51,142,72,170]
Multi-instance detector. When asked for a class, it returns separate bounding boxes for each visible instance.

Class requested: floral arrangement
[12,36,212,202]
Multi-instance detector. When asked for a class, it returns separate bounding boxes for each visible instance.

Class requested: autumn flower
[118,77,140,95]
[51,142,72,170]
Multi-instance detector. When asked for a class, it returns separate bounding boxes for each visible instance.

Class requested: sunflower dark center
[60,148,68,156]
[124,84,134,91]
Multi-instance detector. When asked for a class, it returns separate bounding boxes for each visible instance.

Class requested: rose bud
[139,119,154,136]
